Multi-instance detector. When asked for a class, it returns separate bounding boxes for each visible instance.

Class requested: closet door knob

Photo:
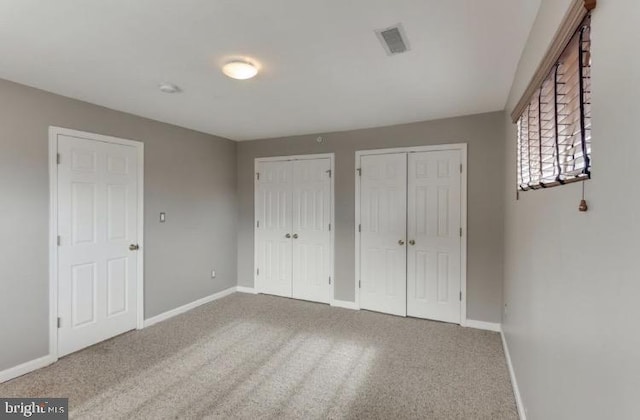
[285,233,291,238]
[409,240,416,246]
[398,240,405,246]
[293,233,299,239]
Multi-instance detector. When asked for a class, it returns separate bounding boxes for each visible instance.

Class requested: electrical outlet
[211,270,216,279]
[159,212,166,223]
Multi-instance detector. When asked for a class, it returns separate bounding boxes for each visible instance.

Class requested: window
[516,16,592,190]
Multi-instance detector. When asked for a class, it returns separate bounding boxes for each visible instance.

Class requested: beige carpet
[0,293,517,419]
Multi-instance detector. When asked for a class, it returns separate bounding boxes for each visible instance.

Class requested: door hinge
[256,268,259,276]
[459,291,462,301]
[329,276,332,285]
[57,317,61,328]
[326,169,332,178]
[57,235,61,246]
[357,168,361,176]
[256,172,260,180]
[358,224,361,233]
[359,280,361,289]
[459,228,463,237]
[460,164,463,173]
[328,223,331,231]
[56,153,61,165]
[256,220,260,228]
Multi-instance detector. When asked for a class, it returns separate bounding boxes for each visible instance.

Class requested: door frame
[254,153,335,303]
[354,143,468,325]
[48,126,145,360]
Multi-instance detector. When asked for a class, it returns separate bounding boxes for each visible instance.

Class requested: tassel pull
[579,199,588,212]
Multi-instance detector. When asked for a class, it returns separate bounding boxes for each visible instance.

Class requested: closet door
[359,153,407,316]
[255,161,293,298]
[291,159,332,303]
[407,150,461,323]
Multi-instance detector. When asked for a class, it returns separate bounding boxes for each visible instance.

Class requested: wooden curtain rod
[510,0,596,123]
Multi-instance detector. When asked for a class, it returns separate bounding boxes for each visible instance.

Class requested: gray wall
[237,111,505,323]
[0,78,237,371]
[502,0,640,418]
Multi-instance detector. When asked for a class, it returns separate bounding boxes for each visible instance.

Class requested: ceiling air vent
[376,24,410,55]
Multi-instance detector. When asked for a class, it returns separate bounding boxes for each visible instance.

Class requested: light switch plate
[160,212,166,223]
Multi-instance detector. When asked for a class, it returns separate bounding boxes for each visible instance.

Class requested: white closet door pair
[255,158,332,304]
[359,150,462,323]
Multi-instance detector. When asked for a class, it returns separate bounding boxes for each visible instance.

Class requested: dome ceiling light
[222,60,258,80]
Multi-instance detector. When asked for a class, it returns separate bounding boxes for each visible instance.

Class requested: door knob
[409,240,416,246]
[285,233,291,238]
[129,244,140,251]
[293,233,299,239]
[398,240,405,245]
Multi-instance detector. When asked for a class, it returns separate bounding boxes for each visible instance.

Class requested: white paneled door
[359,153,407,316]
[255,157,333,304]
[255,160,294,298]
[57,134,139,357]
[407,151,461,323]
[358,148,464,324]
[292,159,331,304]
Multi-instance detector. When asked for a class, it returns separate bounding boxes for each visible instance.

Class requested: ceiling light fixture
[158,83,181,93]
[222,60,258,80]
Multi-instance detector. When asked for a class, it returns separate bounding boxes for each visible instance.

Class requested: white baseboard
[1,286,242,384]
[0,354,56,384]
[330,299,359,310]
[236,286,257,294]
[464,319,502,332]
[143,286,237,328]
[501,330,526,420]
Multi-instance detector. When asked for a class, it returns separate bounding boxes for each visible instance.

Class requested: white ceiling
[0,0,540,141]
